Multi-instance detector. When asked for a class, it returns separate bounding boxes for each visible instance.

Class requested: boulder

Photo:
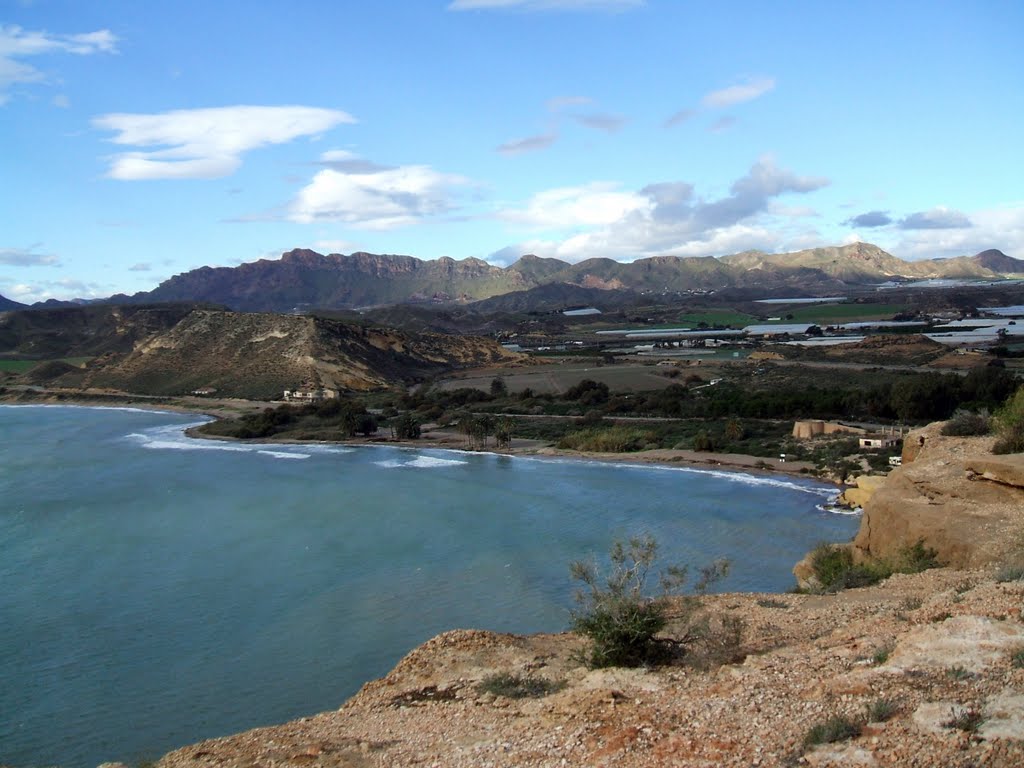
[965,455,1024,489]
[839,475,887,509]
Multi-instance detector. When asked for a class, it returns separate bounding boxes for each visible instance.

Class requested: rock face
[853,423,1024,568]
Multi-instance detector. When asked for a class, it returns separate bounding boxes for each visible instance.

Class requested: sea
[0,405,860,768]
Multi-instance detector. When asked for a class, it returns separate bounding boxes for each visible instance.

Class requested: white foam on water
[257,450,309,460]
[818,503,862,516]
[406,455,467,468]
[126,423,311,460]
[374,459,406,468]
[0,403,162,414]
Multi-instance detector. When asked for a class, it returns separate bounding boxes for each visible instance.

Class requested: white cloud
[0,25,116,103]
[492,158,829,262]
[449,0,644,11]
[708,115,737,133]
[887,204,1024,261]
[288,160,471,229]
[570,112,627,132]
[701,76,775,108]
[497,131,559,155]
[93,105,355,180]
[312,239,361,254]
[899,206,972,230]
[0,246,59,266]
[546,95,593,111]
[499,182,649,230]
[0,277,108,304]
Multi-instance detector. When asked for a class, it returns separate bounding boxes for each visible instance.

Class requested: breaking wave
[125,422,312,460]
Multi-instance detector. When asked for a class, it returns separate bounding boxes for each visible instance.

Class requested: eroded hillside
[29,309,521,399]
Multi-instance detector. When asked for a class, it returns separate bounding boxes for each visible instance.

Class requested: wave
[374,454,468,469]
[407,455,467,468]
[126,423,312,460]
[0,403,166,414]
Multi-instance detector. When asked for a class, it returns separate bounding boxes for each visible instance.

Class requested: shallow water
[0,406,859,767]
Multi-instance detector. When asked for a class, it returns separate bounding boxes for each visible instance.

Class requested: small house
[859,435,900,449]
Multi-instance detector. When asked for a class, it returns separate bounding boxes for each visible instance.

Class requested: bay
[0,405,859,767]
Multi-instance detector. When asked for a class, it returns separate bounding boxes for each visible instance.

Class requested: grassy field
[674,310,758,327]
[0,356,93,373]
[773,303,909,324]
[436,361,722,395]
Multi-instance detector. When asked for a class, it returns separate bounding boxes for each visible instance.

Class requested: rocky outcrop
[852,423,1024,568]
[965,456,1024,489]
[838,475,887,508]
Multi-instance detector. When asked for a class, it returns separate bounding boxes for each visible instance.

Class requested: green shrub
[569,535,728,668]
[941,410,990,436]
[992,386,1024,454]
[1009,646,1024,668]
[872,645,893,665]
[894,539,941,573]
[995,564,1024,583]
[942,706,984,732]
[808,545,891,592]
[804,715,862,747]
[476,673,565,699]
[558,426,654,453]
[866,698,898,722]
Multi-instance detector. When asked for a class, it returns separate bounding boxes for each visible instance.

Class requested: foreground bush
[941,410,990,437]
[993,386,1024,454]
[570,535,729,668]
[807,538,941,592]
[476,673,565,699]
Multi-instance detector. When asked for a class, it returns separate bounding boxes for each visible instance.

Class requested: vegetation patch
[941,410,991,436]
[866,698,899,723]
[558,426,655,453]
[992,385,1024,454]
[476,673,565,699]
[803,714,863,747]
[807,545,892,592]
[942,706,985,732]
[569,535,729,669]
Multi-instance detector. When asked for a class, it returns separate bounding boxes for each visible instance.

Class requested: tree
[391,413,421,440]
[490,376,508,398]
[724,418,745,441]
[570,535,729,668]
[494,416,514,450]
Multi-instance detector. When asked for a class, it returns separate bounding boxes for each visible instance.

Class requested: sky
[1,0,1022,303]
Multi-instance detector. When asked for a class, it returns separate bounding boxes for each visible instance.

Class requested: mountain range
[4,243,1022,314]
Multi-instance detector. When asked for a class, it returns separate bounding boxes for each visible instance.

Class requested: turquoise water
[0,406,859,768]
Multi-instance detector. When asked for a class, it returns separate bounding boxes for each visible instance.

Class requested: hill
[14,308,520,399]
[0,293,27,311]
[972,249,1024,275]
[113,243,1020,313]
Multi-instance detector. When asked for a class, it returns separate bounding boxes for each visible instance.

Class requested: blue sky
[1,0,1022,303]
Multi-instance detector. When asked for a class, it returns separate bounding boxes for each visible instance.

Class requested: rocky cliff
[852,424,1024,568]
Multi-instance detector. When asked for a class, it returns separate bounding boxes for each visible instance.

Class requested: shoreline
[1,387,843,491]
